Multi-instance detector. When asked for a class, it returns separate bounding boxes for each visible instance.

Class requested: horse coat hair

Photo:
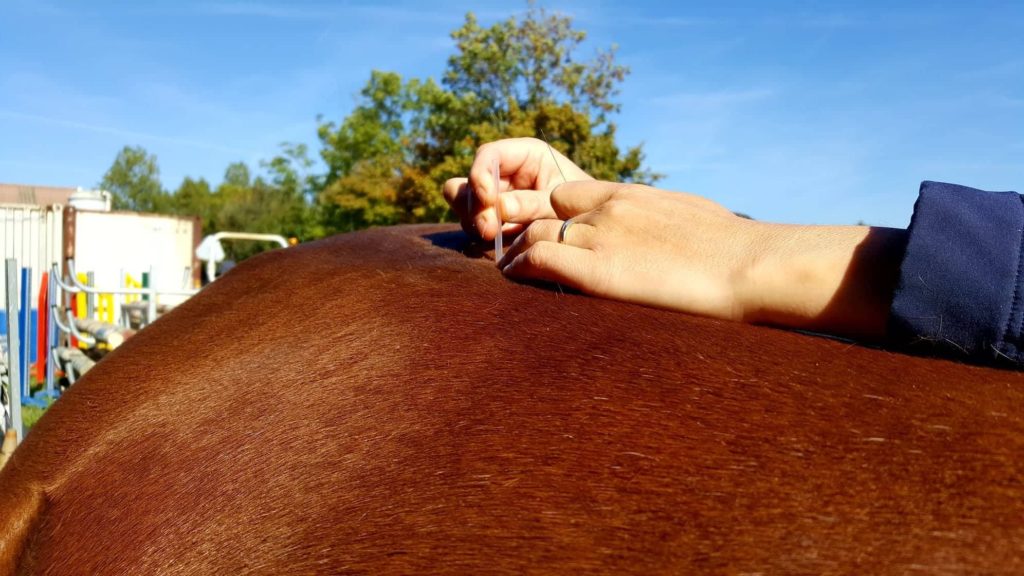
[1,224,1022,574]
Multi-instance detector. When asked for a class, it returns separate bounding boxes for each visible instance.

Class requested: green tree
[162,145,318,260]
[223,162,252,188]
[259,143,322,240]
[171,176,214,230]
[198,147,318,259]
[99,145,169,212]
[317,71,415,230]
[317,4,658,232]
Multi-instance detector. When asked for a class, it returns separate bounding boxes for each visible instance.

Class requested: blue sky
[1,1,1021,227]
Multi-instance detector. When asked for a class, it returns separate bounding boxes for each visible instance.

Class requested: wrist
[735,222,816,327]
[737,223,901,339]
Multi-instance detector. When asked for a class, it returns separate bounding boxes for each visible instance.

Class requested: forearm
[740,223,908,340]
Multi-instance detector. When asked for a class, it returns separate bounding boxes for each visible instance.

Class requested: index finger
[468,138,544,205]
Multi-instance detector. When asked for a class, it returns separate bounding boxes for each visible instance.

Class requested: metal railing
[199,232,289,282]
[53,260,199,327]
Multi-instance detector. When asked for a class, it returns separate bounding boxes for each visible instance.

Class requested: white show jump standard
[53,261,199,330]
[3,259,23,443]
[196,232,290,283]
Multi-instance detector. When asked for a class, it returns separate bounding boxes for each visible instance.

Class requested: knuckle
[513,191,534,215]
[524,242,553,269]
[617,183,649,197]
[601,199,632,220]
[550,183,566,198]
[476,141,498,158]
[442,178,460,200]
[523,221,548,244]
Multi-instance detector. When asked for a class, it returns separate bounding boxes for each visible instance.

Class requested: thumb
[498,189,557,223]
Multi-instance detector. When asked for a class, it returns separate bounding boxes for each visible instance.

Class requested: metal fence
[0,204,64,347]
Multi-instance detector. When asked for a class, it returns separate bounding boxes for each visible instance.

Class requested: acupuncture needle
[540,129,568,185]
[492,158,503,261]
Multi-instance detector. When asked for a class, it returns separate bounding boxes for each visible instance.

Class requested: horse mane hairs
[1,224,1023,574]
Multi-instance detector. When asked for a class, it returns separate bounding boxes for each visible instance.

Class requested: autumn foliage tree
[317,5,658,231]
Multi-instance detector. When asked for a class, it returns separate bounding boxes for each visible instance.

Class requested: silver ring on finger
[558,218,574,244]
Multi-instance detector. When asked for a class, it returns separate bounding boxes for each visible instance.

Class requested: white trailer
[65,208,201,317]
[2,203,201,342]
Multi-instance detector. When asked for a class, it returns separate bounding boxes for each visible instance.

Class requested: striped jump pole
[45,268,57,398]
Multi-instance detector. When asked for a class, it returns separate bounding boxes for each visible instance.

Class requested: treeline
[98,5,659,256]
[100,144,323,254]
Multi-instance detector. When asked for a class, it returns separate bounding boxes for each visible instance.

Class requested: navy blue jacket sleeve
[888,181,1024,365]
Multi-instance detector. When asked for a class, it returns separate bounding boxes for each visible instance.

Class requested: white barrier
[3,259,23,442]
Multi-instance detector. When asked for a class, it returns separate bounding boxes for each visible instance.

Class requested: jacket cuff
[888,181,1024,363]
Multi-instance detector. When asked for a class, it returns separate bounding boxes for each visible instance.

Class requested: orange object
[36,271,48,382]
[69,292,78,349]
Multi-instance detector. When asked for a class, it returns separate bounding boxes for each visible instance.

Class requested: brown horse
[2,224,1022,574]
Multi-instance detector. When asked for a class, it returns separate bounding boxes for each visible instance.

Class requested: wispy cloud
[198,2,466,25]
[0,109,258,156]
[958,59,1024,82]
[0,71,122,113]
[620,15,718,28]
[985,92,1024,108]
[783,13,860,29]
[651,87,776,110]
[9,0,69,18]
[199,2,336,20]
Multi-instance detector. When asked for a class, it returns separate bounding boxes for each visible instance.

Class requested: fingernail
[501,194,519,219]
[475,214,488,235]
[501,253,519,274]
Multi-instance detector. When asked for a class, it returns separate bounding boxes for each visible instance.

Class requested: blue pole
[19,267,30,400]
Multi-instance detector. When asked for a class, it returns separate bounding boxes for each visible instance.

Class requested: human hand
[495,180,905,340]
[442,137,593,241]
[496,181,760,321]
